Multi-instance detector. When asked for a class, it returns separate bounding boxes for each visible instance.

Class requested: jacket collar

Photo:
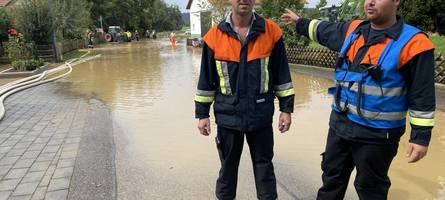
[354,16,404,42]
[218,12,265,39]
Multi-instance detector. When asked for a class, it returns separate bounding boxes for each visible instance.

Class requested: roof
[0,0,12,7]
[186,0,262,9]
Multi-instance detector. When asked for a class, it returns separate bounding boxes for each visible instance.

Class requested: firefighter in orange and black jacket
[194,1,295,199]
[282,0,435,199]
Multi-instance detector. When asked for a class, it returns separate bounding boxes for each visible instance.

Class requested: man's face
[231,0,255,16]
[364,0,399,25]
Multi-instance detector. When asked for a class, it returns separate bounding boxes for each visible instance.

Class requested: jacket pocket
[214,95,237,115]
[254,93,275,117]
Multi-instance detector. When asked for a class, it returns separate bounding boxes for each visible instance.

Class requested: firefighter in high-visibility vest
[281,0,435,199]
[169,32,176,47]
[194,0,295,199]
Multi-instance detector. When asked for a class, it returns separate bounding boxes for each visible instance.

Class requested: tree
[399,0,445,34]
[14,0,91,44]
[87,0,183,32]
[14,0,55,44]
[337,0,445,34]
[53,0,92,39]
[0,8,11,53]
[304,0,328,20]
[258,0,308,46]
[194,0,230,37]
[338,0,364,21]
[197,0,230,25]
[88,0,116,29]
[316,0,327,10]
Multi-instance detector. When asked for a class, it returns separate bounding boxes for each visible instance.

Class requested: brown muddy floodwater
[61,40,444,200]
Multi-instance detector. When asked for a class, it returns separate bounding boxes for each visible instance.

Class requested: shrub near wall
[5,38,43,71]
[11,59,44,71]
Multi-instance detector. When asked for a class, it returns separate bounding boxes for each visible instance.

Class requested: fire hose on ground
[0,52,102,121]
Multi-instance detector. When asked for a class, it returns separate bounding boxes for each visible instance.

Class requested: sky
[165,0,344,12]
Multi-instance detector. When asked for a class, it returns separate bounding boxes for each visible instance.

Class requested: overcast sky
[165,0,344,12]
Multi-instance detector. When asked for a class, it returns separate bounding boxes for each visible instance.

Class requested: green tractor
[105,26,122,42]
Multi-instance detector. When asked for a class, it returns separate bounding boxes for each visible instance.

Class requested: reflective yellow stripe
[194,95,214,103]
[410,117,435,126]
[265,57,269,93]
[276,88,295,97]
[308,20,318,41]
[216,61,227,95]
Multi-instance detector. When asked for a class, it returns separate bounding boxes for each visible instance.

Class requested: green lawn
[309,41,327,49]
[431,35,445,56]
[62,49,87,62]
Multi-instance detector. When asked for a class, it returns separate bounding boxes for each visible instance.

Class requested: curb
[0,64,50,78]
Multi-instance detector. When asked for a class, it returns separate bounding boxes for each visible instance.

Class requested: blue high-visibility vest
[328,23,421,129]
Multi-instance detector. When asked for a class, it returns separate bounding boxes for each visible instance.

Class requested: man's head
[230,0,255,17]
[364,0,400,25]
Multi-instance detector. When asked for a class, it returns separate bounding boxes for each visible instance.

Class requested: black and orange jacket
[296,17,436,146]
[195,13,295,132]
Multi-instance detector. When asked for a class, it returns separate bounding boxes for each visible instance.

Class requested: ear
[393,0,400,7]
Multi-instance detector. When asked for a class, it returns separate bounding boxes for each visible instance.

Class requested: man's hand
[198,118,211,136]
[280,8,300,26]
[278,112,292,133]
[406,143,428,163]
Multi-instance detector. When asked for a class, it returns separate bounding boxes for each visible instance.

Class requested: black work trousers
[215,125,277,200]
[317,127,399,200]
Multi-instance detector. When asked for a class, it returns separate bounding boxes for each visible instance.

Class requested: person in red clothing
[169,32,176,47]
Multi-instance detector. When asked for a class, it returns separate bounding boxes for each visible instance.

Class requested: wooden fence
[0,39,85,63]
[287,46,338,69]
[435,56,445,84]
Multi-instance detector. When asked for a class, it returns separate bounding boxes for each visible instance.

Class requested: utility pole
[100,16,104,32]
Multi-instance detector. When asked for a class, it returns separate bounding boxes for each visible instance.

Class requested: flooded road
[62,40,444,199]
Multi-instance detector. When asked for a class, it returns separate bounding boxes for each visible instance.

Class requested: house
[0,0,22,8]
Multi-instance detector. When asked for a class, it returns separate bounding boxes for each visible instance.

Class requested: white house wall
[190,0,208,38]
[190,12,201,38]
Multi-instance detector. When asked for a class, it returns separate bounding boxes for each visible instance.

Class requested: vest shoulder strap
[264,19,283,43]
[345,20,364,41]
[398,26,435,67]
[202,26,220,51]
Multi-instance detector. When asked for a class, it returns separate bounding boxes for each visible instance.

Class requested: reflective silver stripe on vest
[260,58,269,94]
[337,81,406,96]
[337,102,407,121]
[409,110,435,119]
[274,82,293,91]
[221,62,232,95]
[216,61,232,95]
[196,90,216,97]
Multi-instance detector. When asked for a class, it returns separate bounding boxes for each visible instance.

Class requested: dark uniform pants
[215,125,277,200]
[317,127,399,200]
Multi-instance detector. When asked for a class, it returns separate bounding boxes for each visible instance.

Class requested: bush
[5,37,35,61]
[11,58,44,71]
[257,0,308,47]
[0,8,11,44]
[5,36,43,71]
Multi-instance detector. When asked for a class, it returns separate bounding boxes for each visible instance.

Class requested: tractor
[105,26,123,42]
